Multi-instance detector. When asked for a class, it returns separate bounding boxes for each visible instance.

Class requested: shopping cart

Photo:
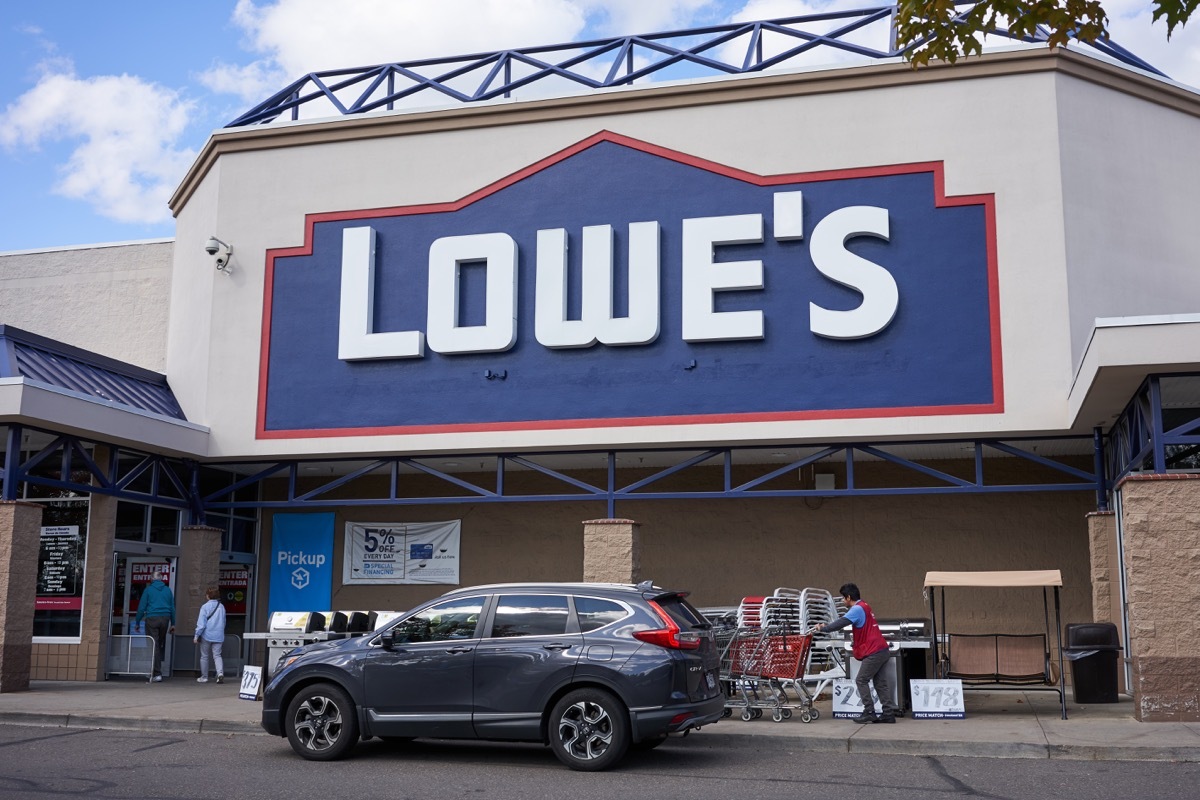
[720,625,819,722]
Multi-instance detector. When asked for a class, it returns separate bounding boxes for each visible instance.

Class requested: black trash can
[1064,622,1121,704]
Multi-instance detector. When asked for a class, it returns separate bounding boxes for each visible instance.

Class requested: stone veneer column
[176,526,223,650]
[582,519,642,584]
[1086,511,1120,624]
[1086,510,1124,694]
[1117,475,1200,722]
[77,491,118,681]
[0,501,43,692]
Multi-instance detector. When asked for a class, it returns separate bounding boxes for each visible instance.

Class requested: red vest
[851,600,889,660]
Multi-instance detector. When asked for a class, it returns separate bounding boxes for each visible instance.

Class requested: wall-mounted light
[204,236,233,274]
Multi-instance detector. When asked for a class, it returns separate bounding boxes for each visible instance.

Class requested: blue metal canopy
[0,325,185,420]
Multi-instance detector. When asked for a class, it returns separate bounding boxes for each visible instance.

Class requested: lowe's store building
[0,13,1198,722]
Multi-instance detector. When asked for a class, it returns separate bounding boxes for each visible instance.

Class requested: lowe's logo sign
[259,132,1000,437]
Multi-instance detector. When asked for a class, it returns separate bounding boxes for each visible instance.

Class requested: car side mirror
[379,629,395,650]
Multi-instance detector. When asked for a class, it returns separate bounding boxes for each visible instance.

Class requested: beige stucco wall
[0,240,173,371]
[253,466,1095,642]
[168,51,1195,460]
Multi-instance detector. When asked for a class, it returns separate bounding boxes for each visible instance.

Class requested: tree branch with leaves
[895,0,1198,67]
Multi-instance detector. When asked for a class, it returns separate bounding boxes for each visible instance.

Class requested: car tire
[548,688,630,771]
[285,682,359,761]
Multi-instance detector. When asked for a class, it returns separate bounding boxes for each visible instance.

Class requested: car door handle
[542,643,572,651]
[445,646,474,654]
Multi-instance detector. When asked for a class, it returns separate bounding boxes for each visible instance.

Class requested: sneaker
[152,675,163,682]
[877,714,896,724]
[852,712,878,724]
[215,676,224,684]
[196,677,209,683]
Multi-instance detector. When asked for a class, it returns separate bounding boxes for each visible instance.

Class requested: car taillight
[633,601,702,650]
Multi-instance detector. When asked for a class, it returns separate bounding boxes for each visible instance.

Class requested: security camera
[204,236,233,274]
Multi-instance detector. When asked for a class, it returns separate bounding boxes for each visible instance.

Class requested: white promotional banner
[343,521,461,585]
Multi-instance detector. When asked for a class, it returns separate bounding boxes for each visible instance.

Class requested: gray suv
[261,581,724,770]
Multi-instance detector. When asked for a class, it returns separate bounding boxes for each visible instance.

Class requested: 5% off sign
[909,679,965,719]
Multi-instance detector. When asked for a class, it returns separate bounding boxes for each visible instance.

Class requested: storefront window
[115,501,181,545]
[115,502,147,541]
[199,466,259,555]
[149,505,180,545]
[1160,375,1200,472]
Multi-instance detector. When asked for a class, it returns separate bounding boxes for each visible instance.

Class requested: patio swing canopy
[924,570,1062,588]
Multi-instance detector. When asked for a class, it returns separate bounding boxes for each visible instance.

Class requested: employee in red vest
[815,582,898,724]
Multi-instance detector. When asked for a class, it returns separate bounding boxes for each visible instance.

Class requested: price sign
[909,679,965,719]
[240,666,264,701]
[832,679,883,718]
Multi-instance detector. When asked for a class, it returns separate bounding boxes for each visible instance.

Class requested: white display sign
[832,678,883,718]
[343,521,460,585]
[240,666,263,701]
[909,679,965,719]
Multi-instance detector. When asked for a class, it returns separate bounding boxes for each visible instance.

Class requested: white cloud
[198,0,738,106]
[197,60,291,106]
[227,0,588,77]
[0,64,197,224]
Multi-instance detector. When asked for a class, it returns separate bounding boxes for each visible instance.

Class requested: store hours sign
[343,521,460,585]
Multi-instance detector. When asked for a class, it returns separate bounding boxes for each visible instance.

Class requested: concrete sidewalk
[1,678,1199,762]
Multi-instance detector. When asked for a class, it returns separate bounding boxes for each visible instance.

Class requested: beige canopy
[924,570,1062,588]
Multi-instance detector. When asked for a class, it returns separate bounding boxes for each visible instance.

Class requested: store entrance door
[109,555,177,677]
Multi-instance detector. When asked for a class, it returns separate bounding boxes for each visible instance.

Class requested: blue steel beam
[225,5,1166,128]
[16,395,1200,516]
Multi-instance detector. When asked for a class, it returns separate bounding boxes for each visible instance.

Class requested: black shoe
[852,713,879,724]
[877,714,896,723]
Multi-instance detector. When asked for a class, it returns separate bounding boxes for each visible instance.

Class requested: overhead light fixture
[204,236,233,274]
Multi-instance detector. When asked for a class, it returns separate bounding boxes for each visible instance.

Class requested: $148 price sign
[909,679,965,719]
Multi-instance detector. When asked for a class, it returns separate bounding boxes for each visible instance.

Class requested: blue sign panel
[268,512,334,614]
[258,132,1000,437]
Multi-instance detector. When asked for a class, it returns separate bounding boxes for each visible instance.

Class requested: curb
[3,711,1199,762]
[0,711,265,737]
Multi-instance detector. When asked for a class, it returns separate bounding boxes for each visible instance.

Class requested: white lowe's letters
[335,193,899,360]
[808,206,898,340]
[338,226,425,360]
[535,222,661,348]
[426,233,519,354]
[681,213,765,342]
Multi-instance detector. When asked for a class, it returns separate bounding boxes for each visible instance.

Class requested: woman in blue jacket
[193,587,227,683]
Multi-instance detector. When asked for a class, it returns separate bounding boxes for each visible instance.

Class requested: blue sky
[2,0,1197,253]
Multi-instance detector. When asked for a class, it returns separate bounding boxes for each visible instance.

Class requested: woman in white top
[193,586,228,683]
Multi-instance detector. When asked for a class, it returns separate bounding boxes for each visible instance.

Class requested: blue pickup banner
[268,512,335,614]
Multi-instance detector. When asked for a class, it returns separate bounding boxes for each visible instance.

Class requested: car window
[392,597,483,643]
[655,596,709,630]
[490,594,569,638]
[575,597,628,632]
